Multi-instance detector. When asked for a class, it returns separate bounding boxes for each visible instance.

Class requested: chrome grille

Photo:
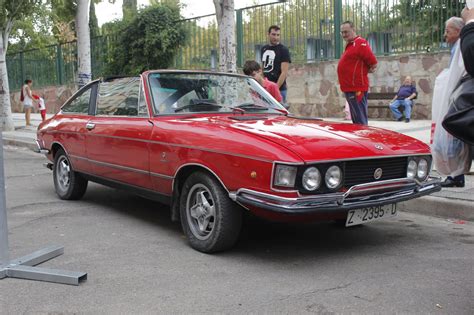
[343,157,408,188]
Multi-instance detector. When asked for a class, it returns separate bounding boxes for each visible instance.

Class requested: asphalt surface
[0,146,473,313]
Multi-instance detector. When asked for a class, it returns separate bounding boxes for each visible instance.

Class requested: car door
[54,81,98,174]
[85,77,154,190]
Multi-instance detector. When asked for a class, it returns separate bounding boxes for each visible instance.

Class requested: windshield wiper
[174,101,223,113]
[235,102,269,111]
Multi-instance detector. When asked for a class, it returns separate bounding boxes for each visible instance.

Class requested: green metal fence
[6,0,466,90]
[6,35,116,91]
[176,0,465,69]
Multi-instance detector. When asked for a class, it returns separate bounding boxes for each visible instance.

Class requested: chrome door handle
[86,122,95,130]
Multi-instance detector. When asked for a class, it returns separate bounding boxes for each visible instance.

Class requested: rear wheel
[53,148,88,200]
[180,171,242,253]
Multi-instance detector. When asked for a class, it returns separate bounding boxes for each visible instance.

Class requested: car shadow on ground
[231,213,411,260]
[79,183,181,235]
[78,184,417,260]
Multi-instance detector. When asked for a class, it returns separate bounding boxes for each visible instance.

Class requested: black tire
[180,171,242,253]
[53,148,88,200]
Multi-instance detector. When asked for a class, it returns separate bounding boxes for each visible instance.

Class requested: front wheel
[180,171,242,253]
[53,148,88,200]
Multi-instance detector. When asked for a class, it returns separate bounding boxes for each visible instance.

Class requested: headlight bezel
[295,163,345,194]
[407,155,432,181]
[273,164,298,189]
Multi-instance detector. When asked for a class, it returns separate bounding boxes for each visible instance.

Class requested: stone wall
[287,52,451,120]
[9,52,450,119]
[10,84,76,114]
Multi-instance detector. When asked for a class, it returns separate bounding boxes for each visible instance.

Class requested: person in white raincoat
[431,17,471,188]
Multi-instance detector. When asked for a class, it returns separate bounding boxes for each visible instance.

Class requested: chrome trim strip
[89,159,149,175]
[150,172,174,180]
[68,154,174,180]
[303,153,429,165]
[270,162,299,193]
[69,154,88,161]
[173,163,229,194]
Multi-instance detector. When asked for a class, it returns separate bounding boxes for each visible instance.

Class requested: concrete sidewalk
[3,113,473,221]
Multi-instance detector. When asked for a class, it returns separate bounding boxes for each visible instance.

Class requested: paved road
[1,146,473,314]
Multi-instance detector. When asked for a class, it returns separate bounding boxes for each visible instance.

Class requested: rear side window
[62,87,92,114]
[96,77,141,116]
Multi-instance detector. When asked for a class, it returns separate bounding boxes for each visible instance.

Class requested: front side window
[96,77,141,116]
[148,72,286,115]
[62,86,93,114]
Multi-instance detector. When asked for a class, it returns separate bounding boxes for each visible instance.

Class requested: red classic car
[36,71,441,253]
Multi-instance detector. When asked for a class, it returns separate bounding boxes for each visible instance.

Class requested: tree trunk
[213,0,236,73]
[0,31,14,132]
[76,0,92,88]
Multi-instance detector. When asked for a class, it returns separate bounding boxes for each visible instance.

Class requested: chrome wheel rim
[186,183,216,240]
[56,156,71,193]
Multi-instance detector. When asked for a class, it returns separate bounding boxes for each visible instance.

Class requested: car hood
[218,115,429,161]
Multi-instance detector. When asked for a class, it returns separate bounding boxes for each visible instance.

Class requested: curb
[399,195,474,222]
[3,137,38,152]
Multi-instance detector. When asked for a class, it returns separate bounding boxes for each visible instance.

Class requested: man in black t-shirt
[261,25,291,104]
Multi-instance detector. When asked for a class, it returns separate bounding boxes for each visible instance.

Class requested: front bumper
[229,176,441,215]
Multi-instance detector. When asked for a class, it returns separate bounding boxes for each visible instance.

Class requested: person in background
[33,94,46,121]
[337,21,378,125]
[261,25,291,104]
[435,17,467,188]
[388,76,417,123]
[243,60,282,102]
[461,6,474,76]
[20,79,34,127]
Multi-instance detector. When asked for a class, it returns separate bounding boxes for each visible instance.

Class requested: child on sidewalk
[33,94,46,121]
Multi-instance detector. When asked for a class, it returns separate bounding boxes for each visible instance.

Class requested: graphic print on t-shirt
[262,50,275,73]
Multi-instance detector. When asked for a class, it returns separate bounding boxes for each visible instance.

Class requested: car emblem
[374,168,383,180]
[374,144,384,150]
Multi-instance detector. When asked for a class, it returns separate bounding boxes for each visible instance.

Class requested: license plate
[346,204,397,227]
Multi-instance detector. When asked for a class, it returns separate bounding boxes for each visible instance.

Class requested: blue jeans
[344,92,368,125]
[389,99,413,120]
[280,89,287,104]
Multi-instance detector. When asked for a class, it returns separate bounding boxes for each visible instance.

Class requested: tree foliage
[105,3,186,75]
[1,0,42,131]
[8,3,56,53]
[122,0,137,21]
[388,0,465,51]
[89,0,99,37]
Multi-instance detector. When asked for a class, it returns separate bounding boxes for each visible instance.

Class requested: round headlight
[325,165,342,189]
[407,160,417,178]
[302,167,321,191]
[417,158,429,179]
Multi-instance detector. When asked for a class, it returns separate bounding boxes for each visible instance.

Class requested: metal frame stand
[0,132,86,285]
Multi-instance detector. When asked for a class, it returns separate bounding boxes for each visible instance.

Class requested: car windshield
[148,72,286,115]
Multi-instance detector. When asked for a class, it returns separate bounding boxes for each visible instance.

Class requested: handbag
[442,74,474,146]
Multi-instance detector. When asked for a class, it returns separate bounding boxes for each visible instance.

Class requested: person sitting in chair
[389,76,417,123]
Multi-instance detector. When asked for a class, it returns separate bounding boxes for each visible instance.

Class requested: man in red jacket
[337,21,378,125]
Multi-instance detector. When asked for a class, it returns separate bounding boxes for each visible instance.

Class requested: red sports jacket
[337,36,377,92]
